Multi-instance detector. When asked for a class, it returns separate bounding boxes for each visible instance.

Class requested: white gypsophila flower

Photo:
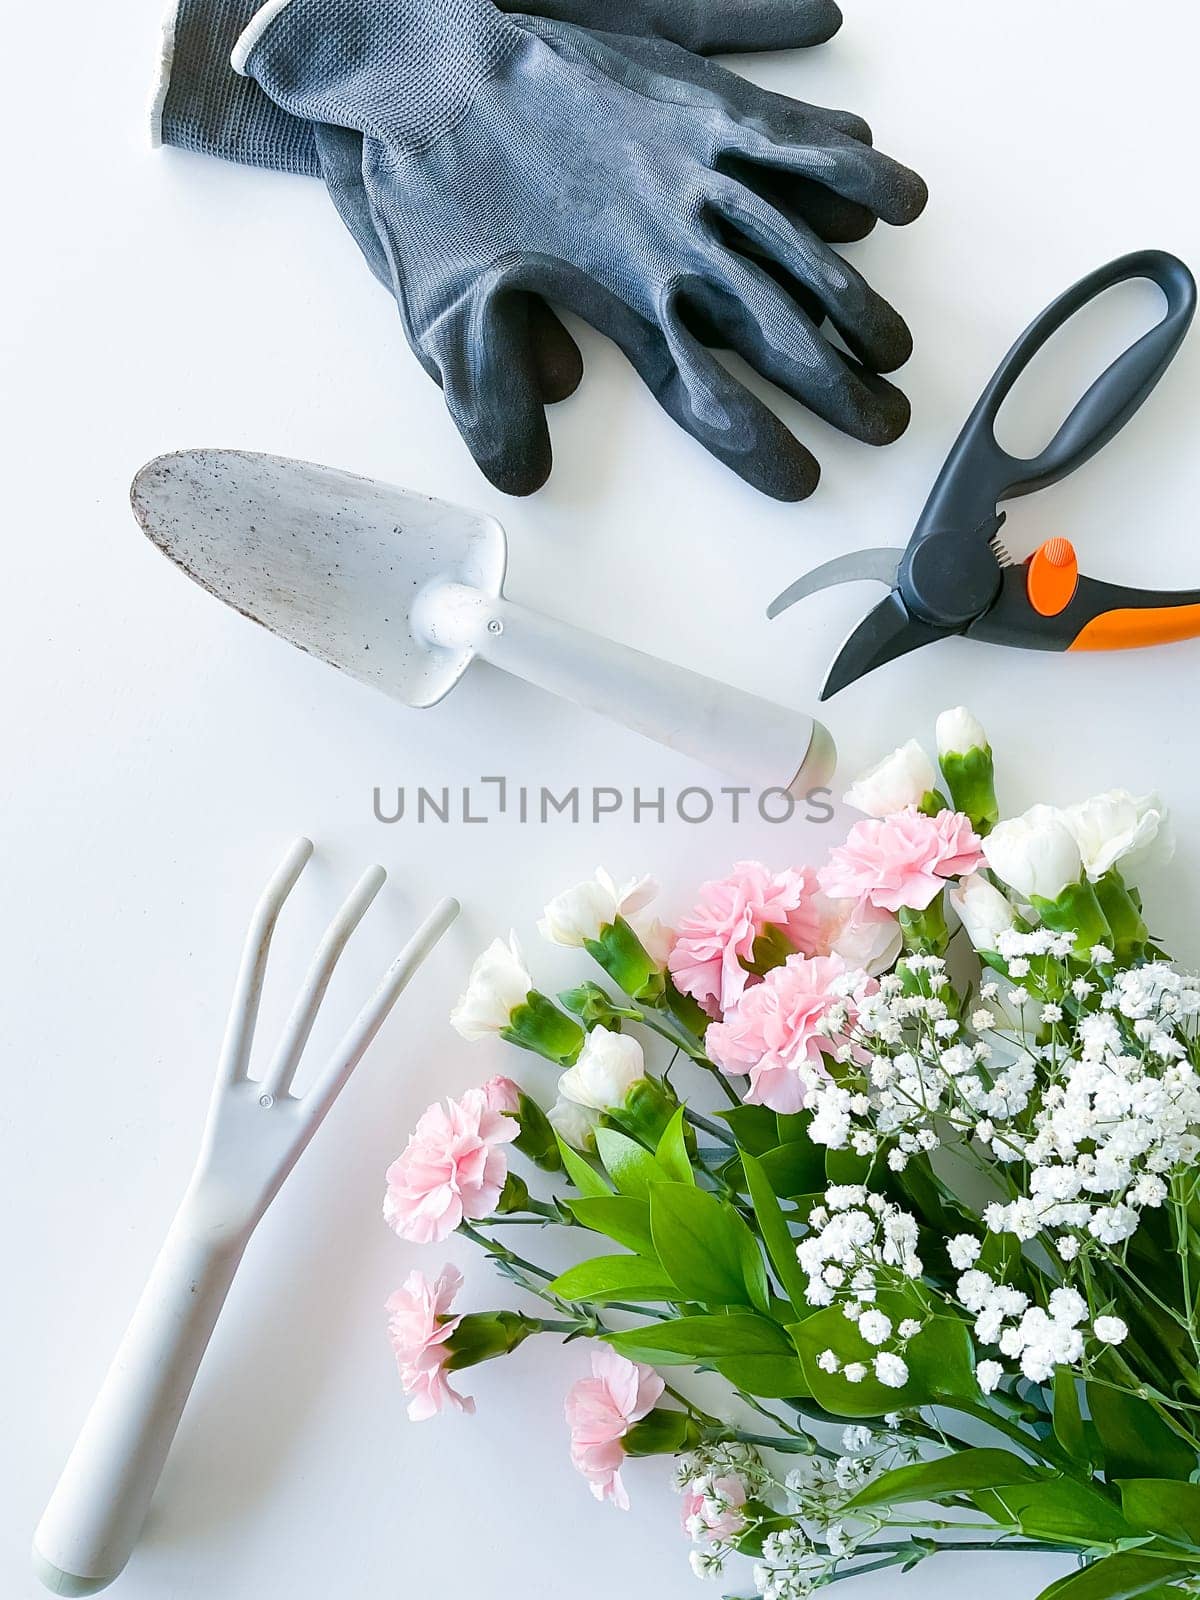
[843,738,938,818]
[858,1310,892,1346]
[947,1234,981,1270]
[936,706,989,757]
[948,873,1019,952]
[449,933,533,1039]
[841,1426,874,1454]
[538,868,658,947]
[873,1352,909,1388]
[844,1363,868,1383]
[898,1318,922,1340]
[546,1094,600,1152]
[690,1549,724,1581]
[1059,791,1172,883]
[983,804,1082,901]
[1093,1316,1129,1345]
[556,1025,646,1111]
[976,1359,1004,1394]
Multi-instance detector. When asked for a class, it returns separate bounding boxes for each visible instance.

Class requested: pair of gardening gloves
[157,0,927,498]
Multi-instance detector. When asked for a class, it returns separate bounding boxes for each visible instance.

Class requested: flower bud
[936,707,999,831]
[557,1025,647,1112]
[947,872,1017,953]
[844,739,941,819]
[606,1073,687,1151]
[622,1407,702,1457]
[450,934,533,1040]
[539,869,657,947]
[442,1310,540,1373]
[560,980,630,1029]
[983,805,1082,902]
[548,1095,601,1153]
[1059,790,1172,882]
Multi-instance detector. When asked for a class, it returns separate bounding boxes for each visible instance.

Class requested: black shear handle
[918,250,1196,532]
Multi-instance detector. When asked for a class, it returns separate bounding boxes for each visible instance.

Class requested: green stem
[724,1428,816,1455]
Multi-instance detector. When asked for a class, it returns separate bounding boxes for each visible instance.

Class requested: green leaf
[1033,1554,1192,1600]
[775,1112,811,1145]
[756,1140,826,1199]
[790,1291,976,1418]
[1054,1368,1089,1465]
[974,1480,1143,1547]
[1088,1384,1200,1483]
[714,1354,812,1399]
[555,1134,612,1199]
[655,1107,695,1185]
[650,1183,769,1312]
[1118,1481,1200,1550]
[717,1104,780,1155]
[548,1254,678,1304]
[608,1311,794,1365]
[849,1449,1041,1509]
[742,1151,809,1315]
[595,1127,663,1199]
[567,1195,655,1256]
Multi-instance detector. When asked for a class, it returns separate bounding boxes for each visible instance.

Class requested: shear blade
[822,593,957,700]
[767,548,901,619]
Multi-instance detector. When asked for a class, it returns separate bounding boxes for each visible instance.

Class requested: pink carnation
[705,952,872,1113]
[682,1474,749,1543]
[564,1348,665,1510]
[384,1088,518,1244]
[668,861,819,1016]
[481,1074,521,1115]
[385,1265,474,1421]
[817,807,983,915]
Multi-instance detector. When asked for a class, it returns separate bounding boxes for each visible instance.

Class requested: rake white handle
[418,584,836,795]
[33,1208,249,1596]
[34,848,459,1596]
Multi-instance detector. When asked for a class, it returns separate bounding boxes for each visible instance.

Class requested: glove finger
[690,249,911,446]
[535,264,818,498]
[711,177,913,372]
[723,118,928,228]
[434,291,556,496]
[722,163,878,244]
[519,19,871,143]
[314,127,581,410]
[528,298,585,403]
[505,0,843,53]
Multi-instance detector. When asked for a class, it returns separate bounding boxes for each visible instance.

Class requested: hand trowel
[131,451,835,792]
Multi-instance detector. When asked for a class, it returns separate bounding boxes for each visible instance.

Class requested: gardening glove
[232,0,927,499]
[154,0,881,248]
[153,0,846,174]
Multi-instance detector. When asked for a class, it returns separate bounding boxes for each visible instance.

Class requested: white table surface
[4,1,1200,1594]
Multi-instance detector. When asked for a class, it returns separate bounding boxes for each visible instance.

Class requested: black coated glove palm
[235,0,927,498]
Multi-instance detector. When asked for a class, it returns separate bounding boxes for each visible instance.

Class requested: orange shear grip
[1070,603,1200,651]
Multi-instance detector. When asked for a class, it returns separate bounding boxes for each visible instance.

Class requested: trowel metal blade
[130,449,506,709]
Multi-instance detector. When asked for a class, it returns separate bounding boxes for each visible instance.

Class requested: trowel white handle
[419,584,835,794]
[33,1211,248,1595]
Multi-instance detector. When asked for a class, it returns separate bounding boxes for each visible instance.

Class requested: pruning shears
[768,250,1200,699]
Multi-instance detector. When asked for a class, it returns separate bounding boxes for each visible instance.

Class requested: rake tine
[303,896,460,1125]
[215,836,313,1089]
[259,863,388,1100]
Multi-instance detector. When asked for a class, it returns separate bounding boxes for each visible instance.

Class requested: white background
[3,1,1199,1595]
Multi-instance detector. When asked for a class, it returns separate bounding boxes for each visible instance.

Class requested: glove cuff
[233,0,519,159]
[151,0,320,174]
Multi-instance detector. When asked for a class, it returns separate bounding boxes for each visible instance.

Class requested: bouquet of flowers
[382,707,1200,1600]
